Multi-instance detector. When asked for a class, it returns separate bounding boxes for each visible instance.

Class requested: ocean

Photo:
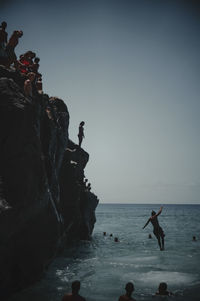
[8,204,200,301]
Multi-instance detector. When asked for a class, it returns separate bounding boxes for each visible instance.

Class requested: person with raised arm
[143,206,165,250]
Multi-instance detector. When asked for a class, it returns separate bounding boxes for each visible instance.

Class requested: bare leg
[157,236,162,250]
[154,232,162,250]
[161,236,165,250]
[78,137,82,147]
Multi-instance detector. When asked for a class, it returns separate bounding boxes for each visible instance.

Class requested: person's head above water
[71,280,81,295]
[151,210,156,216]
[125,282,134,294]
[158,282,168,292]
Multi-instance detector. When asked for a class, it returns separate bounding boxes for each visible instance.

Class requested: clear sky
[1,0,200,204]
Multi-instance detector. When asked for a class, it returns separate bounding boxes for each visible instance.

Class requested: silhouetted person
[6,30,23,67]
[110,233,113,237]
[143,207,165,250]
[148,234,152,239]
[0,22,8,64]
[155,282,173,296]
[62,280,86,301]
[103,232,106,236]
[114,237,119,242]
[78,121,85,147]
[30,57,40,73]
[0,21,8,50]
[118,282,136,301]
[192,236,197,241]
[86,183,91,191]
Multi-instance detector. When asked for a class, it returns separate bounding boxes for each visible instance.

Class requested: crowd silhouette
[0,21,43,95]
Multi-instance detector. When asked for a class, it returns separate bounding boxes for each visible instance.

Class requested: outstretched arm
[143,218,150,229]
[155,206,163,217]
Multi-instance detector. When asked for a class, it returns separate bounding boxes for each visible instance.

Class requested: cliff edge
[0,66,99,299]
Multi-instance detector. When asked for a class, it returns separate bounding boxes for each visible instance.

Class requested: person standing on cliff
[6,30,23,67]
[143,206,165,250]
[78,121,85,147]
[62,280,86,301]
[0,21,8,57]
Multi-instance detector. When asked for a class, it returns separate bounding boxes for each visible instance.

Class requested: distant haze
[1,0,200,204]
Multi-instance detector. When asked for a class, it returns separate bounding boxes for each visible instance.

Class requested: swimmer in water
[155,282,173,296]
[143,206,165,250]
[118,282,136,301]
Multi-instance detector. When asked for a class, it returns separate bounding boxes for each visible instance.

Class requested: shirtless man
[143,206,165,250]
[118,282,136,301]
[62,280,86,301]
[6,30,23,67]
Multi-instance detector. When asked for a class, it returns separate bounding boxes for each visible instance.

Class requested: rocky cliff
[0,66,99,299]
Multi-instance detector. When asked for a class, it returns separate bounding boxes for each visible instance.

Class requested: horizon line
[98,202,200,205]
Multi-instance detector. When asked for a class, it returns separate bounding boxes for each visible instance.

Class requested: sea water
[8,204,200,301]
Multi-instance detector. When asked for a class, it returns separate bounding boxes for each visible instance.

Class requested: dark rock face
[0,66,99,299]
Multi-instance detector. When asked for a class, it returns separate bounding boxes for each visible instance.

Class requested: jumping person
[78,121,85,147]
[143,206,165,250]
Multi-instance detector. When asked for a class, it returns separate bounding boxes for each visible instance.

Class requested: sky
[1,0,200,204]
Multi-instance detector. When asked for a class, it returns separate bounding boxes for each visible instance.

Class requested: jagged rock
[0,65,99,299]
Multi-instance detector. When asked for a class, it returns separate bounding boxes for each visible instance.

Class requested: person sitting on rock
[24,72,35,98]
[18,51,36,73]
[6,30,23,67]
[155,282,173,296]
[18,54,28,73]
[118,282,136,301]
[62,280,86,301]
[18,52,32,73]
[0,21,8,60]
[78,121,85,147]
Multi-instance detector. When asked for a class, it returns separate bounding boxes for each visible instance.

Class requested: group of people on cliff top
[0,21,43,97]
[62,280,173,301]
[1,21,87,148]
